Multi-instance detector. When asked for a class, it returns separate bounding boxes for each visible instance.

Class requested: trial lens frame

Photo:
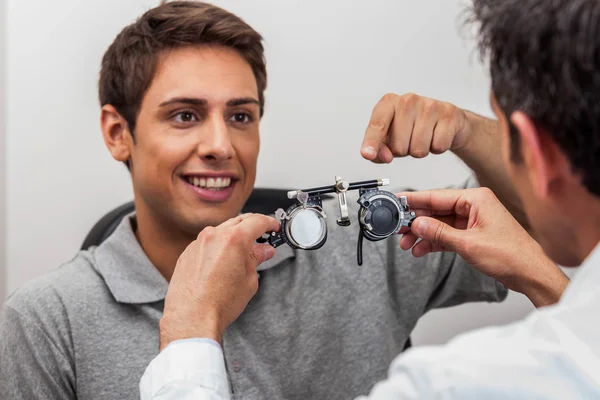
[260,176,417,265]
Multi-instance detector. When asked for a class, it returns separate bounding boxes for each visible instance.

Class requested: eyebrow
[159,97,260,108]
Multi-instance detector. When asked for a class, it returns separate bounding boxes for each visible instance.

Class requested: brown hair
[98,0,267,135]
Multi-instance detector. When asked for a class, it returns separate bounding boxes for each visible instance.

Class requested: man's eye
[174,111,197,123]
[230,113,252,124]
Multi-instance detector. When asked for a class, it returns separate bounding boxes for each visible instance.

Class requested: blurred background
[0,0,542,345]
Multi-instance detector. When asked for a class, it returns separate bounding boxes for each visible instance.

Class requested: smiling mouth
[183,176,235,191]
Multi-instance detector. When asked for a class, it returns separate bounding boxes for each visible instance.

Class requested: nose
[196,115,235,163]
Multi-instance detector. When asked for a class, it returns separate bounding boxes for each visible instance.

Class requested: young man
[141,0,600,398]
[0,1,566,399]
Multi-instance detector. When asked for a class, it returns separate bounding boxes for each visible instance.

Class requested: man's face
[491,92,579,265]
[128,46,260,235]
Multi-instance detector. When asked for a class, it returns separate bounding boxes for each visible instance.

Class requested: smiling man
[99,40,264,281]
[0,1,568,400]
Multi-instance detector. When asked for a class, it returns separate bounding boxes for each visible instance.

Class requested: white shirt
[139,244,600,399]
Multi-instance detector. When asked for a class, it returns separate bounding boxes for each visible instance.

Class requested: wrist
[159,312,224,351]
[451,110,495,159]
[505,250,569,308]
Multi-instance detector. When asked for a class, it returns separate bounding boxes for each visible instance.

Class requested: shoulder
[3,249,109,327]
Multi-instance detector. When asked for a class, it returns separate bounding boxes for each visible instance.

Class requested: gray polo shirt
[0,177,507,400]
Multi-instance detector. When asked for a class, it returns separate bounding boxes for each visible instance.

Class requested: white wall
[5,0,536,344]
[1,0,6,302]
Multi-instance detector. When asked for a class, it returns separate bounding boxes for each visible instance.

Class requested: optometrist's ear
[511,111,571,199]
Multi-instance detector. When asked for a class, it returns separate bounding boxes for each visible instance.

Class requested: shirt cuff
[140,338,230,399]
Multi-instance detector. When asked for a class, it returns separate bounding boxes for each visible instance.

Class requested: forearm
[159,312,223,351]
[453,111,530,229]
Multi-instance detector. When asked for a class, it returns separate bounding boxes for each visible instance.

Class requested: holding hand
[159,213,280,350]
[399,188,569,307]
[360,93,471,163]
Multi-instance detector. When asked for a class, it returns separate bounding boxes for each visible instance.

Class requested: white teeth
[186,176,232,189]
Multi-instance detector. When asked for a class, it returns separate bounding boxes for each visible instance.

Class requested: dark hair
[466,0,600,196]
[98,0,267,136]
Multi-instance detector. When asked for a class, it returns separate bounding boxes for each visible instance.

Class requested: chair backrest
[81,188,300,250]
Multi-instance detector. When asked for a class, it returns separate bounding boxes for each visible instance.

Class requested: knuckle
[448,105,462,122]
[368,119,388,132]
[430,140,448,154]
[230,225,245,239]
[478,187,496,200]
[399,92,417,108]
[411,148,429,158]
[248,249,259,263]
[433,222,446,245]
[198,226,216,240]
[232,215,245,225]
[381,92,397,103]
[394,145,409,157]
[421,98,438,115]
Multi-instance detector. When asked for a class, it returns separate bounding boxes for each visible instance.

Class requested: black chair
[80,187,412,351]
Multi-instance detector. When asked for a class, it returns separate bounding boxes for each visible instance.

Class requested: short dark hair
[466,0,600,196]
[98,0,267,135]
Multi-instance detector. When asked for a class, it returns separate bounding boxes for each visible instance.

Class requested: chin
[187,208,242,232]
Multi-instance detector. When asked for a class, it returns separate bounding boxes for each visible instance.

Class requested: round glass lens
[289,208,325,247]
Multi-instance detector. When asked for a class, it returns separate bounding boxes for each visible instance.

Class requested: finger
[361,96,395,161]
[431,119,454,155]
[411,239,446,257]
[237,214,281,242]
[218,213,255,229]
[396,189,468,216]
[400,232,419,250]
[409,110,437,158]
[406,208,451,218]
[249,243,276,267]
[377,144,394,163]
[410,216,464,253]
[387,110,415,158]
[398,226,411,234]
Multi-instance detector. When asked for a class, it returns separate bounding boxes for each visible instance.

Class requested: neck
[134,201,196,282]
[566,189,600,263]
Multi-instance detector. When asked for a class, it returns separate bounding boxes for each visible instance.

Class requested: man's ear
[100,105,133,163]
[510,111,569,199]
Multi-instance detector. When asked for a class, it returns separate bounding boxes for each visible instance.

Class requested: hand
[159,213,280,350]
[360,93,471,163]
[399,187,568,307]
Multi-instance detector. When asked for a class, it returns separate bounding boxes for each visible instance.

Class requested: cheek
[234,133,260,176]
[133,130,195,180]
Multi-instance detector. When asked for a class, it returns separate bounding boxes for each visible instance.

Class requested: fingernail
[264,246,275,260]
[413,219,426,236]
[362,146,377,159]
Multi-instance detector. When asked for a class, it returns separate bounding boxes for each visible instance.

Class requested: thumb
[411,217,463,252]
[249,244,276,266]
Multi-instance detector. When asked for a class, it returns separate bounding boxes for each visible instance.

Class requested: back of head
[98,0,267,135]
[468,0,600,197]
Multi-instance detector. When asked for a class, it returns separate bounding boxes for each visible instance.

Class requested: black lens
[370,201,399,236]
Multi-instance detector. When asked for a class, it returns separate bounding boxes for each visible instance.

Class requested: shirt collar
[559,241,600,305]
[92,213,295,304]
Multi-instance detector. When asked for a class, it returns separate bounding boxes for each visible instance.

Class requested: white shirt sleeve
[139,304,600,400]
[357,305,600,400]
[139,338,231,400]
